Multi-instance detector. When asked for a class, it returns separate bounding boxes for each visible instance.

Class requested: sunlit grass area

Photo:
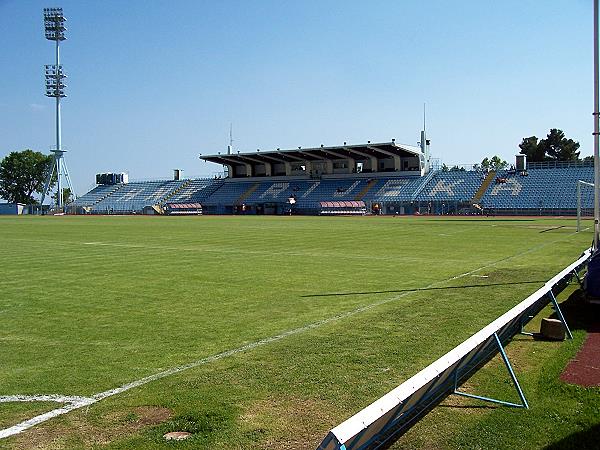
[0,215,596,449]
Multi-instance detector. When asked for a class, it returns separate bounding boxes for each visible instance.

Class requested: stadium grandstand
[70,136,595,216]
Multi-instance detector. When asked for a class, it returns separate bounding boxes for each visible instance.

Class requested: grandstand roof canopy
[199,141,422,166]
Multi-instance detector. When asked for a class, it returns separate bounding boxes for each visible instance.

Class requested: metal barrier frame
[317,249,591,450]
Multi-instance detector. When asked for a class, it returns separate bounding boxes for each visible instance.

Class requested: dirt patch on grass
[240,396,339,450]
[11,405,172,449]
[122,405,172,425]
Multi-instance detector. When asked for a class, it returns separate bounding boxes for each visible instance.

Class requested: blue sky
[0,0,593,194]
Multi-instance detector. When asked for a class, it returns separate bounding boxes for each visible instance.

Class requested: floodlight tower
[40,7,75,210]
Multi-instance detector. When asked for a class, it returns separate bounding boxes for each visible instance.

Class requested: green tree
[51,187,73,205]
[519,136,545,161]
[541,128,580,161]
[518,129,580,162]
[0,150,54,204]
[481,155,508,171]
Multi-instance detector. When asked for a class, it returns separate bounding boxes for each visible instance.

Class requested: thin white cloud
[29,103,46,111]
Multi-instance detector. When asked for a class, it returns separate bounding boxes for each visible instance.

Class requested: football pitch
[0,215,597,449]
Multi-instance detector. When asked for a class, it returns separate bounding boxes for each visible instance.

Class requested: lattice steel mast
[40,7,75,210]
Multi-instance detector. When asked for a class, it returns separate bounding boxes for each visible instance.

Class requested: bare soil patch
[12,405,172,449]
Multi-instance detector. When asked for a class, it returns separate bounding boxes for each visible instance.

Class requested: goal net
[577,180,595,232]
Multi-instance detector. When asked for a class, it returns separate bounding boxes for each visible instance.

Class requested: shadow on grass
[426,219,536,222]
[437,403,496,410]
[553,289,600,334]
[544,423,600,450]
[511,335,544,343]
[539,225,565,233]
[512,290,600,343]
[302,280,546,298]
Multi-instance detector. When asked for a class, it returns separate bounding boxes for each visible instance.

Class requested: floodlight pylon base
[453,332,529,409]
[40,149,75,211]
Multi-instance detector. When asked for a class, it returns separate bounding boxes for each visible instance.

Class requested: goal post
[577,180,595,232]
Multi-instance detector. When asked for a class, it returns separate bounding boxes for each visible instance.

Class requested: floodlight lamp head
[44,7,67,41]
[44,64,66,77]
[44,64,67,97]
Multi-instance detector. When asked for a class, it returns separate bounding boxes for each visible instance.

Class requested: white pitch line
[0,230,587,440]
[0,396,95,439]
[0,395,93,404]
[0,400,94,439]
[82,240,423,263]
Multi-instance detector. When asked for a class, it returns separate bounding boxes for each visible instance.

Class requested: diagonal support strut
[453,332,529,409]
[572,268,584,288]
[547,290,573,339]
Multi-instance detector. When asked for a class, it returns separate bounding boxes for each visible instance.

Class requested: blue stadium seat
[73,165,594,215]
[479,167,594,210]
[72,184,124,207]
[414,171,483,202]
[90,180,186,213]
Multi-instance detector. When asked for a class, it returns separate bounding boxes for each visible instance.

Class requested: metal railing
[526,160,593,170]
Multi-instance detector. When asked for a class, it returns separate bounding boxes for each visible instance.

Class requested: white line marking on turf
[77,240,425,262]
[0,230,587,440]
[0,395,93,404]
[0,396,95,439]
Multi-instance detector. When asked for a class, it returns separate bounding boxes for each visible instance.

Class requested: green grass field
[0,215,598,449]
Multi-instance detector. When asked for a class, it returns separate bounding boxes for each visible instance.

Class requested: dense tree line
[441,155,508,172]
[0,150,54,204]
[519,128,580,162]
[441,129,583,173]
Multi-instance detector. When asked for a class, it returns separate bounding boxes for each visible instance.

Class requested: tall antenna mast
[40,7,75,211]
[227,123,233,155]
[421,102,430,173]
